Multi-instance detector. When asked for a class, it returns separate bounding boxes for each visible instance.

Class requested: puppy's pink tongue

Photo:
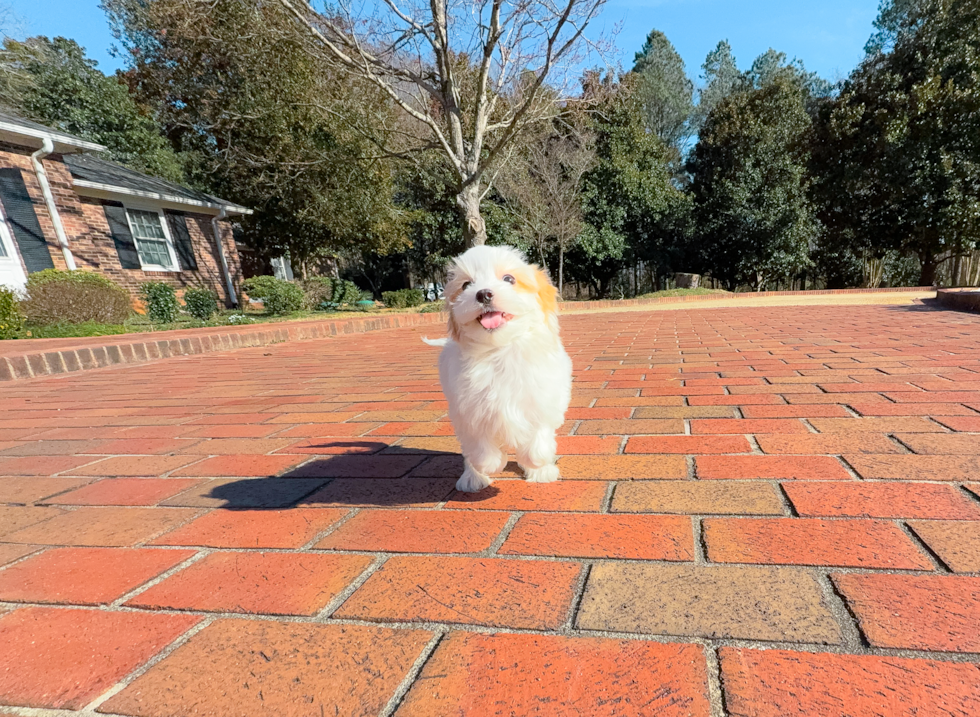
[479,311,506,330]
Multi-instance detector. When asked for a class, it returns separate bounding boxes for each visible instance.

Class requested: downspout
[31,137,76,270]
[211,208,238,305]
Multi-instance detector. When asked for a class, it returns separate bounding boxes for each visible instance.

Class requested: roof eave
[72,179,252,215]
[0,121,106,153]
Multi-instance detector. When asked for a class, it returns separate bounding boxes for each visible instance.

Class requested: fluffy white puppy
[426,245,572,493]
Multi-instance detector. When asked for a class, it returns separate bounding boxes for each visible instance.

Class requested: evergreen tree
[632,29,694,153]
[811,0,980,286]
[690,76,816,290]
[569,73,685,297]
[693,41,741,130]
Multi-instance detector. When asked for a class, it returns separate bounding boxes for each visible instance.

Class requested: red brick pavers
[1,303,979,715]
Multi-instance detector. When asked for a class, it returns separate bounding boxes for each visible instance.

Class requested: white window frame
[123,203,181,272]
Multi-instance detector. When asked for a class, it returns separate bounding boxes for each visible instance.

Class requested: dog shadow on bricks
[205,443,505,509]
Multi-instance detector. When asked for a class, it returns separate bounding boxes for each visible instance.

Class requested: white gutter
[0,120,105,153]
[31,137,76,270]
[211,208,238,305]
[72,179,252,215]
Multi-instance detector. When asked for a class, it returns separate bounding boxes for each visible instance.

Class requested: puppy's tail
[422,336,449,347]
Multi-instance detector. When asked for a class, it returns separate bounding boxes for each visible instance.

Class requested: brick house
[0,112,250,306]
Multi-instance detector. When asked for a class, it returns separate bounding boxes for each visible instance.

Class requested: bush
[0,287,24,339]
[140,281,180,323]
[300,276,362,310]
[183,287,219,321]
[334,279,362,306]
[300,277,336,310]
[241,275,304,314]
[20,269,131,325]
[382,288,425,309]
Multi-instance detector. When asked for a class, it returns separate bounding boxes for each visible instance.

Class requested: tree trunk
[919,254,938,287]
[558,248,564,295]
[457,184,487,247]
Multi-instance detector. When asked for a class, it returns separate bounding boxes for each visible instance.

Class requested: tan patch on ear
[534,267,558,316]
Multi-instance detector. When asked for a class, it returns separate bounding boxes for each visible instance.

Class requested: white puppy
[427,245,572,493]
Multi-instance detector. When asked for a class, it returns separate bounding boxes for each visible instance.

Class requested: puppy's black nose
[476,289,493,304]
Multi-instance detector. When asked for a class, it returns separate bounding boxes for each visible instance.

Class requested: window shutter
[165,211,197,270]
[0,168,54,273]
[102,201,141,269]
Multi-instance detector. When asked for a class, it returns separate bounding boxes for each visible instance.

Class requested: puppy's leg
[456,438,505,493]
[518,428,560,483]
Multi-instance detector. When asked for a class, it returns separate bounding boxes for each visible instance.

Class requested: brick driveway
[1,303,979,716]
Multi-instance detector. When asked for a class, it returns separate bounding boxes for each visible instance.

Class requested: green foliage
[689,77,816,290]
[332,279,362,307]
[1,36,184,182]
[0,287,24,340]
[571,73,686,297]
[140,282,180,323]
[17,321,128,339]
[810,0,980,285]
[241,276,304,314]
[632,29,694,152]
[382,289,425,309]
[865,0,924,54]
[182,287,219,321]
[21,269,132,324]
[300,277,337,310]
[103,0,407,271]
[694,41,742,130]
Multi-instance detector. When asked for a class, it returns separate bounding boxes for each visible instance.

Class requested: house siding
[0,143,242,306]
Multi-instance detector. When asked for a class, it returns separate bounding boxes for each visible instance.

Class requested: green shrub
[300,276,361,310]
[300,276,336,310]
[382,288,425,309]
[183,287,219,321]
[20,269,131,325]
[332,279,361,306]
[140,281,180,323]
[0,287,24,339]
[241,275,304,314]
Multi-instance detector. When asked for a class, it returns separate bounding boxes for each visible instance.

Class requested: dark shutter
[102,201,141,269]
[165,211,197,270]
[0,168,54,273]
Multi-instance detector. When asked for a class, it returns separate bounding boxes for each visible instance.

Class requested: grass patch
[16,321,129,339]
[634,288,731,299]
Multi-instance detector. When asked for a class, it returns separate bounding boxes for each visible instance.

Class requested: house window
[126,208,178,270]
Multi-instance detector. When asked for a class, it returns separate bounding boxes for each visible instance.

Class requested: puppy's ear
[444,261,465,342]
[533,267,559,317]
[447,308,462,342]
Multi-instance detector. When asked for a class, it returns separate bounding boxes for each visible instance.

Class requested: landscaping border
[0,286,937,382]
[0,312,445,382]
[936,288,980,313]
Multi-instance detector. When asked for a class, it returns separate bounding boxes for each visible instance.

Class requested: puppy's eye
[502,274,515,284]
[461,281,471,291]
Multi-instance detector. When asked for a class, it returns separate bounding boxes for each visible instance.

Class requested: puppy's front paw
[456,466,493,493]
[524,464,560,483]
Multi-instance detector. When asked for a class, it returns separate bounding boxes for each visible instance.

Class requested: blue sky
[5,0,880,84]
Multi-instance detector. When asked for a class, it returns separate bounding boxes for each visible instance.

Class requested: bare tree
[497,118,594,292]
[277,0,606,247]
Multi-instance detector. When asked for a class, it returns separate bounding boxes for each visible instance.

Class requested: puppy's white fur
[431,245,572,492]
